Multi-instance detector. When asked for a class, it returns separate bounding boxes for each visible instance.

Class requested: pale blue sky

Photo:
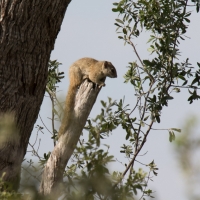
[27,1,200,199]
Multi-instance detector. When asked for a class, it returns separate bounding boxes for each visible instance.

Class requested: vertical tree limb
[40,80,101,196]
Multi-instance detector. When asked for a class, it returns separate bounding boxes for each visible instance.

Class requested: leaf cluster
[46,60,64,92]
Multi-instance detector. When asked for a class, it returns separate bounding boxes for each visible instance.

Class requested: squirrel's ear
[103,61,108,69]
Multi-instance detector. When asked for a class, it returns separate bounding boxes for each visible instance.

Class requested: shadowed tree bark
[0,0,71,189]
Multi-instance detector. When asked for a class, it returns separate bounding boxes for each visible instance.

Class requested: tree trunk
[0,0,71,190]
[40,80,101,196]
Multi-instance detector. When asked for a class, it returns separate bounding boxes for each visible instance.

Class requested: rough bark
[0,0,71,189]
[40,80,101,196]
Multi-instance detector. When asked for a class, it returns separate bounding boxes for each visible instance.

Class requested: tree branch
[39,80,101,196]
[122,120,154,177]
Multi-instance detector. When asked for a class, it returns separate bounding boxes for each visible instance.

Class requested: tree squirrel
[58,57,117,137]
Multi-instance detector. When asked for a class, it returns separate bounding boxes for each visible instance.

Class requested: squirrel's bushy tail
[58,84,77,137]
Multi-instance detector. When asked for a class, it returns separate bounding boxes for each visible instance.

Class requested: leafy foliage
[46,60,64,92]
[22,1,199,199]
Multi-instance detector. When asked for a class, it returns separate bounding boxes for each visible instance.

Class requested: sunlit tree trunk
[0,0,71,190]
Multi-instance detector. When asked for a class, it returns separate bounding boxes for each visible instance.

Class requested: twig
[32,130,39,147]
[110,120,154,194]
[139,170,153,200]
[129,97,140,116]
[39,114,52,135]
[21,166,40,182]
[135,159,147,166]
[167,0,189,92]
[28,142,43,161]
[49,94,56,146]
[37,138,41,154]
[123,120,154,177]
[135,83,154,152]
[127,35,154,83]
[171,85,200,89]
[46,85,64,113]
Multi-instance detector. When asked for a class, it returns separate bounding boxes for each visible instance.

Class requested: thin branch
[109,120,154,196]
[127,36,154,82]
[149,128,168,131]
[32,130,39,147]
[167,0,189,92]
[46,85,64,113]
[37,138,41,154]
[127,36,144,68]
[49,94,56,146]
[129,97,140,116]
[28,142,43,161]
[135,159,147,166]
[171,85,200,89]
[139,170,153,200]
[122,120,154,177]
[39,114,52,135]
[135,83,154,152]
[21,166,40,182]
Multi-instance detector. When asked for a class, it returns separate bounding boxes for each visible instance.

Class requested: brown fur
[58,57,117,137]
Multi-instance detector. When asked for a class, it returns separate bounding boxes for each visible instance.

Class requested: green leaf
[178,75,186,81]
[165,96,174,100]
[155,115,160,123]
[173,88,181,93]
[184,18,190,23]
[182,80,188,86]
[123,28,127,34]
[169,131,175,142]
[170,128,181,132]
[112,8,119,12]
[100,100,106,108]
[184,12,191,17]
[126,130,131,140]
[191,78,198,85]
[115,19,124,24]
[113,2,118,6]
[140,121,145,127]
[114,23,122,27]
[197,3,199,12]
[131,117,136,122]
[143,60,152,66]
[143,115,149,121]
[147,47,154,53]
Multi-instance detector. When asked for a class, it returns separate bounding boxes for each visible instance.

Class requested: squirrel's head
[103,61,117,78]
